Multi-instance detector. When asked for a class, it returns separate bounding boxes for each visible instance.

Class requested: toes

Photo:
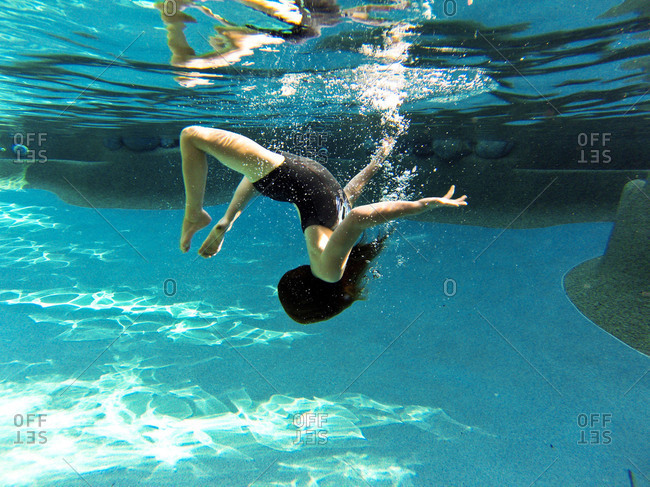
[199,246,217,258]
[198,243,212,257]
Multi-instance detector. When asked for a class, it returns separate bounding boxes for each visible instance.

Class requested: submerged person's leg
[180,127,212,252]
[179,125,284,252]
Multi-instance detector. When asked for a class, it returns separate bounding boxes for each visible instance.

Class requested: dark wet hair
[277,232,391,324]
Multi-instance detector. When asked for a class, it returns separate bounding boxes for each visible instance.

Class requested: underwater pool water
[0,1,648,486]
[1,187,647,486]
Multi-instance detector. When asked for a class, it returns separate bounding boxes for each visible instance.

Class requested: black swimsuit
[252,152,351,232]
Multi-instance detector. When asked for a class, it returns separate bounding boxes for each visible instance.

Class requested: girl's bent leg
[181,125,283,180]
[181,126,210,217]
[178,125,284,253]
[179,127,212,252]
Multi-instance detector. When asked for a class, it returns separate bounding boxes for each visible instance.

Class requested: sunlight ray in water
[0,357,479,486]
[273,65,494,113]
[253,20,494,125]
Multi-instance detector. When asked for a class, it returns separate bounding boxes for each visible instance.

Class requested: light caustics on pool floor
[1,357,480,486]
[0,189,303,348]
[1,285,307,347]
[0,197,124,268]
[0,188,484,485]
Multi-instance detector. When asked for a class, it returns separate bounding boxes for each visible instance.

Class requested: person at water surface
[154,0,412,79]
[178,126,467,323]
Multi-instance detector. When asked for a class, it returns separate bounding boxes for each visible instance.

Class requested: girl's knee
[180,125,202,141]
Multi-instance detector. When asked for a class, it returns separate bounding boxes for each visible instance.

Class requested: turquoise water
[1,1,649,486]
[2,188,647,486]
[0,0,648,128]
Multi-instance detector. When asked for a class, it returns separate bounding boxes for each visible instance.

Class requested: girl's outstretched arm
[309,186,467,282]
[222,176,258,225]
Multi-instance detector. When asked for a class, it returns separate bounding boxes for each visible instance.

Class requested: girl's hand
[371,137,396,166]
[420,186,468,208]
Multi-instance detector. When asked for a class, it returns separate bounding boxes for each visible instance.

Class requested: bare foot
[180,209,211,253]
[198,221,230,257]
